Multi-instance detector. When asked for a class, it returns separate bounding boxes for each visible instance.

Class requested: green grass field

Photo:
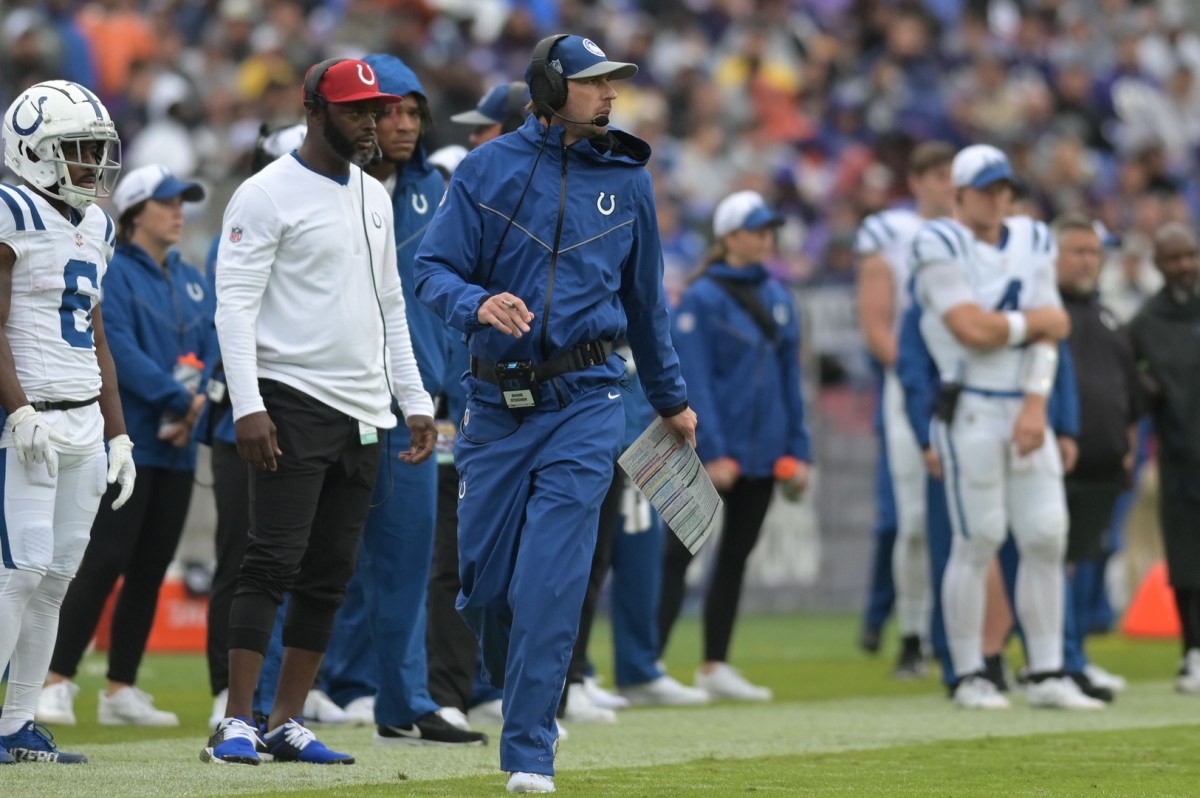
[5,614,1199,796]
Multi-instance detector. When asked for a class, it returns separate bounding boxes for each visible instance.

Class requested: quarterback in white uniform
[912,145,1102,710]
[855,142,955,676]
[0,80,137,763]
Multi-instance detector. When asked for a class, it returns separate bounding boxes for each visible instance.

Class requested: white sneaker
[1083,663,1127,692]
[1026,676,1106,710]
[209,689,228,731]
[436,706,471,731]
[467,698,504,726]
[561,682,617,724]
[507,772,556,793]
[1176,649,1200,693]
[582,676,629,710]
[303,689,350,725]
[342,694,375,726]
[36,681,79,726]
[952,675,1011,709]
[619,675,711,706]
[695,663,772,702]
[98,686,180,726]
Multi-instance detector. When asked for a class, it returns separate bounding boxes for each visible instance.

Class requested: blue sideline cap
[113,164,205,215]
[713,190,784,238]
[451,82,529,125]
[951,144,1016,190]
[523,36,638,87]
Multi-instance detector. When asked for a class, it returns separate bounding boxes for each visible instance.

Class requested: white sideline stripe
[5,684,1192,796]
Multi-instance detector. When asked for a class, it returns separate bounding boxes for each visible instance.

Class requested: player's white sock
[942,545,989,676]
[894,531,931,639]
[0,567,46,733]
[1015,556,1064,674]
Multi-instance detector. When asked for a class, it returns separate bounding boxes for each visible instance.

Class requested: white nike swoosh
[608,391,621,400]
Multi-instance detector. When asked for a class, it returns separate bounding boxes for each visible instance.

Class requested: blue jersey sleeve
[895,301,938,449]
[1048,340,1080,437]
[413,161,491,334]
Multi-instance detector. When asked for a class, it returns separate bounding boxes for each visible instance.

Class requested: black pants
[1065,477,1123,563]
[658,476,775,663]
[426,463,479,712]
[51,467,195,684]
[566,468,622,685]
[206,439,251,695]
[227,381,380,655]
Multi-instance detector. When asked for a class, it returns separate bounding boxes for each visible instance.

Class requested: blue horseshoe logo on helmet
[11,95,49,137]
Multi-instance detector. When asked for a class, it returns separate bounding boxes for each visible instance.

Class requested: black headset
[303,57,348,110]
[528,34,570,117]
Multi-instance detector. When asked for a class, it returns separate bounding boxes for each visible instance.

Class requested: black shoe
[858,626,882,655]
[892,635,926,679]
[374,712,488,746]
[1068,672,1114,703]
[982,654,1011,693]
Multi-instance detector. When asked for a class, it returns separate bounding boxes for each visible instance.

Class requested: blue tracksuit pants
[455,389,623,775]
[611,509,665,687]
[864,429,898,634]
[323,423,439,727]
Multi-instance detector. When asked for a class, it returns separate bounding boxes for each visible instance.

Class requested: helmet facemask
[41,130,122,210]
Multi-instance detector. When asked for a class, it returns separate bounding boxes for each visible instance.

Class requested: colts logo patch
[229,227,243,243]
[412,193,429,215]
[596,191,615,216]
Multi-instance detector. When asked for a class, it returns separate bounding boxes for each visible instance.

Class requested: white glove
[106,434,136,510]
[8,405,72,478]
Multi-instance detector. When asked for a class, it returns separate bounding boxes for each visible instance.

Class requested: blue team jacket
[414,114,687,413]
[364,54,452,398]
[102,242,218,469]
[672,263,811,477]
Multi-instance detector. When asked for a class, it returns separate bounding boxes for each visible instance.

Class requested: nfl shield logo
[229,226,243,243]
[74,231,84,248]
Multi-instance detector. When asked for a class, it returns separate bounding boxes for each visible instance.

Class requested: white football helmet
[3,80,121,210]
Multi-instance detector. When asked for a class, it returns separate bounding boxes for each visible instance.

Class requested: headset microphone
[552,110,609,127]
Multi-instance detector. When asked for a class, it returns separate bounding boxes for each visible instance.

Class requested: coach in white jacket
[206,58,436,766]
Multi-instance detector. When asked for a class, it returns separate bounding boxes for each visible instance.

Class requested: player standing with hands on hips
[204,58,436,766]
[0,80,135,764]
[415,34,695,795]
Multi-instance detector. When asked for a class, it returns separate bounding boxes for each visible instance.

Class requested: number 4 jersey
[0,182,113,405]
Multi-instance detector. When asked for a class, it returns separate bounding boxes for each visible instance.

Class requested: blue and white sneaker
[201,717,262,765]
[264,718,354,764]
[0,721,87,763]
[1,739,15,765]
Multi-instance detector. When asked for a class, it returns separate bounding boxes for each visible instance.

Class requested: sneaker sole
[373,733,487,747]
[199,747,260,765]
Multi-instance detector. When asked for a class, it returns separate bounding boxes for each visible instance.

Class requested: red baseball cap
[303,58,404,105]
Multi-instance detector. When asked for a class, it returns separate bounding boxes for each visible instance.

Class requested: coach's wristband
[1004,311,1027,347]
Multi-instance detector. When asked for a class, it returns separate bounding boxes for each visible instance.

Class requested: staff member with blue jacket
[41,165,216,728]
[661,190,811,704]
[415,34,696,795]
[321,53,486,747]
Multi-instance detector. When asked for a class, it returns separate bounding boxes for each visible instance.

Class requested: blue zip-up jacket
[102,242,218,469]
[196,235,235,445]
[897,301,1080,448]
[414,115,687,413]
[364,54,450,397]
[672,263,811,477]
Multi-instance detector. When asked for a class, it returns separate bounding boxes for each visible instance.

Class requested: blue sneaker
[264,719,354,764]
[0,721,87,763]
[201,717,262,765]
[0,740,15,765]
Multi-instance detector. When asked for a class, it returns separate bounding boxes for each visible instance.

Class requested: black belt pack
[471,338,616,410]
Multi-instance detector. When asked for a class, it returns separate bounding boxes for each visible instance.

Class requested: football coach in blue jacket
[415,34,696,794]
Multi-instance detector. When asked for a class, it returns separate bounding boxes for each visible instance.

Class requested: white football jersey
[912,215,1060,392]
[0,183,113,402]
[855,207,926,332]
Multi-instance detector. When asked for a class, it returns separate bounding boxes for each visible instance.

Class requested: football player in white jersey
[911,144,1102,710]
[0,80,137,763]
[856,142,955,677]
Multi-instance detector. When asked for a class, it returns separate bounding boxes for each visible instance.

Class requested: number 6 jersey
[0,182,114,403]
